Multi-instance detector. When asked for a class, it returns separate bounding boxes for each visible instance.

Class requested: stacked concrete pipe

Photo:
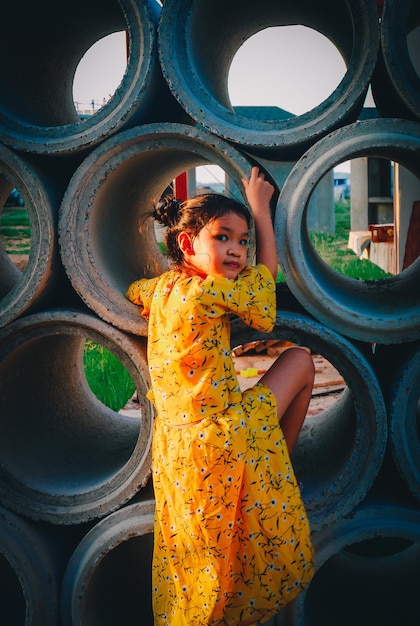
[58,123,270,335]
[276,505,420,626]
[0,310,152,525]
[0,506,60,625]
[158,0,379,158]
[371,0,420,121]
[275,118,420,344]
[0,0,419,624]
[0,145,65,327]
[60,499,155,626]
[388,345,420,501]
[0,0,188,156]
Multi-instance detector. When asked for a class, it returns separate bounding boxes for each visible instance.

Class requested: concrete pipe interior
[288,506,420,626]
[371,0,420,121]
[0,555,25,626]
[231,312,387,530]
[389,345,420,502]
[0,176,29,298]
[0,506,60,626]
[0,146,58,328]
[0,1,169,155]
[58,123,266,335]
[61,500,154,626]
[158,0,379,157]
[0,310,153,524]
[276,118,420,344]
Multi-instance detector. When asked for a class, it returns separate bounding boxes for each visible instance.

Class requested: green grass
[276,199,391,282]
[310,200,391,280]
[83,341,136,412]
[0,206,31,254]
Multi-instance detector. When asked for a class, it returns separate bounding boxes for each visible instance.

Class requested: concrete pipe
[276,505,420,625]
[231,311,388,530]
[60,499,155,626]
[58,122,265,336]
[158,0,379,158]
[388,344,420,502]
[0,145,63,328]
[0,505,60,626]
[275,118,420,344]
[0,0,186,156]
[0,309,153,524]
[371,0,420,122]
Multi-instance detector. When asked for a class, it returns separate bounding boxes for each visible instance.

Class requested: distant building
[333,173,351,202]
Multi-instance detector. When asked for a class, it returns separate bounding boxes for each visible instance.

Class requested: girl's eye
[216,234,228,241]
[240,239,249,247]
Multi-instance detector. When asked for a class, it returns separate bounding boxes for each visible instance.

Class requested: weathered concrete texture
[371,0,420,121]
[276,505,420,626]
[0,505,60,625]
[58,123,266,335]
[0,0,188,156]
[275,118,420,344]
[60,499,155,626]
[389,344,420,501]
[158,0,379,158]
[0,309,153,524]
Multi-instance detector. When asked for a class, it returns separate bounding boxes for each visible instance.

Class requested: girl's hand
[242,166,275,218]
[242,167,278,279]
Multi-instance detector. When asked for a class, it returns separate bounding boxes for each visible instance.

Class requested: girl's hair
[152,193,252,266]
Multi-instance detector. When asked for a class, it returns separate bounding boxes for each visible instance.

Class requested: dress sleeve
[197,264,276,332]
[125,277,159,320]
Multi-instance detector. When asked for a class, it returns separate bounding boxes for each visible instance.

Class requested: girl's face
[189,211,249,279]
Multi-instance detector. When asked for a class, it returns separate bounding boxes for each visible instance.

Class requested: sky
[73,26,373,178]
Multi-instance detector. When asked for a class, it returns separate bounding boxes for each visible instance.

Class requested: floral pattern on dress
[126,264,314,625]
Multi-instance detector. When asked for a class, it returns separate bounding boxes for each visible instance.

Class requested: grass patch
[310,200,391,280]
[83,341,136,412]
[276,200,391,282]
[0,206,31,255]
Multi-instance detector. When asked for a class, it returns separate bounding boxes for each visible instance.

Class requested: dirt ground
[8,254,28,271]
[233,340,344,417]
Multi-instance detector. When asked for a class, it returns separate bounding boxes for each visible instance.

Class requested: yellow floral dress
[126,264,314,626]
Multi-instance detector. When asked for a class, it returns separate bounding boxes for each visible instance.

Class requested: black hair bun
[152,195,181,227]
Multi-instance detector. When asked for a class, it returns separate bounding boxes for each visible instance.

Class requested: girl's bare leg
[259,347,315,453]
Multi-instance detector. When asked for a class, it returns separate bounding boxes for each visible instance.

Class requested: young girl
[126,167,314,625]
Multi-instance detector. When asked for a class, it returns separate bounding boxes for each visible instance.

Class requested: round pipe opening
[59,123,264,335]
[158,0,379,157]
[0,506,60,625]
[0,1,167,155]
[275,118,420,343]
[283,506,420,625]
[61,500,154,626]
[0,310,153,524]
[0,145,58,327]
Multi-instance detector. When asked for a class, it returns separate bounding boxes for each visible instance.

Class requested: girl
[126,167,314,625]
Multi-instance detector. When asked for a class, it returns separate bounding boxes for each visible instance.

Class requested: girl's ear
[178,232,194,256]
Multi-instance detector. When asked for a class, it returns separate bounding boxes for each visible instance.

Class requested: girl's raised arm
[242,167,278,280]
